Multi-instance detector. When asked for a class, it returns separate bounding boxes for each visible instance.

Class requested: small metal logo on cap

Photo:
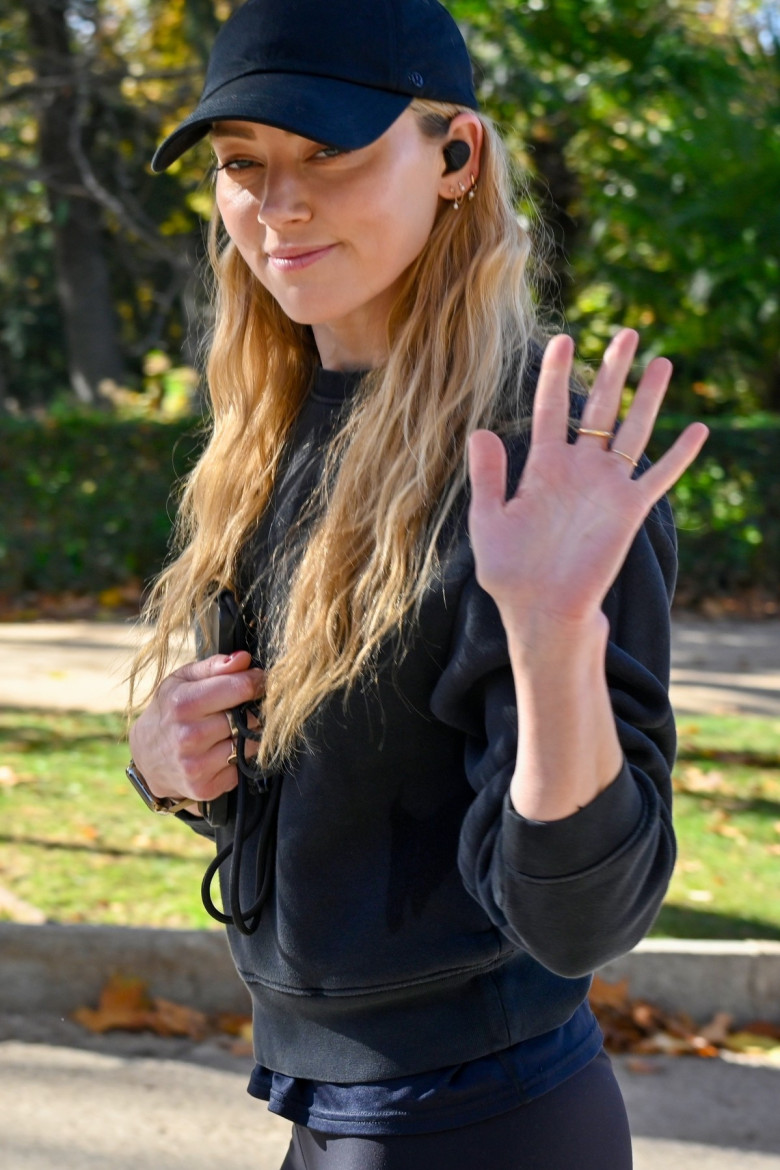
[409,71,425,87]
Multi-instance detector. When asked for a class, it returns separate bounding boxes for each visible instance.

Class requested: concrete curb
[3,923,779,1025]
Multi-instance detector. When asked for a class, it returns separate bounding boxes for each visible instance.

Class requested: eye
[215,157,260,173]
[313,144,349,160]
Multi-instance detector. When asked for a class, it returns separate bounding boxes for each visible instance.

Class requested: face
[211,109,449,370]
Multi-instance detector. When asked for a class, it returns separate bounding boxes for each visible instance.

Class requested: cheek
[216,184,260,245]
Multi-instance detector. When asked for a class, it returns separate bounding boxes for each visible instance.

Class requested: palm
[468,330,708,628]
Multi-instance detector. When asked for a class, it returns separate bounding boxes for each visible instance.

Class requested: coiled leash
[199,591,281,936]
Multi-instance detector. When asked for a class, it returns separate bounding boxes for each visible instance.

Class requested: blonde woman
[127,1,707,1166]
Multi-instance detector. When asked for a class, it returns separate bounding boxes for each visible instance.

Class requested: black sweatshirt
[188,366,678,1083]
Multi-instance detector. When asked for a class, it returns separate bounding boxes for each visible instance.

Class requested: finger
[189,758,240,803]
[531,334,575,446]
[633,422,709,502]
[608,356,673,461]
[578,329,639,439]
[173,651,254,683]
[166,662,265,722]
[468,430,508,512]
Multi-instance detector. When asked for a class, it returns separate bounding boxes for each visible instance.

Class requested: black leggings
[279,1050,632,1170]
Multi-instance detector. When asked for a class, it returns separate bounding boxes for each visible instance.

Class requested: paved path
[1,613,779,716]
[1,1033,779,1168]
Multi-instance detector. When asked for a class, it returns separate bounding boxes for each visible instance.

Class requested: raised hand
[468,329,708,633]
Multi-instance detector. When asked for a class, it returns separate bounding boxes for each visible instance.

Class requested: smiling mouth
[266,246,336,272]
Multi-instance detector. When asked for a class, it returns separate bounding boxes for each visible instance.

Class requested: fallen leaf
[151,998,208,1040]
[741,1019,780,1041]
[215,1012,253,1038]
[625,1057,664,1075]
[72,974,207,1039]
[590,975,631,1012]
[698,1012,734,1045]
[723,1032,780,1058]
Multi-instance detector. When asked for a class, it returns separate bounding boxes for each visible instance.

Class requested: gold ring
[225,711,238,738]
[610,447,639,469]
[227,747,238,766]
[577,427,615,440]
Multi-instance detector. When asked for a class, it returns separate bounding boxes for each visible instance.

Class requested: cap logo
[409,71,425,88]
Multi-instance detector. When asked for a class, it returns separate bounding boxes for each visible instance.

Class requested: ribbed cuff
[501,762,643,879]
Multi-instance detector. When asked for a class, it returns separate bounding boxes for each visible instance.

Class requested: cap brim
[151,73,411,172]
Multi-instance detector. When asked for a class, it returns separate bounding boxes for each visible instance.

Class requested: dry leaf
[215,1012,253,1038]
[72,974,207,1040]
[151,998,208,1040]
[625,1057,664,1075]
[590,976,631,1012]
[698,1012,734,1045]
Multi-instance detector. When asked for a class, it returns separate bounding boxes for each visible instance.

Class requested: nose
[256,167,312,228]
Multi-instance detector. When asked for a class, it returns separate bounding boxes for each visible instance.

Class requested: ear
[438,113,484,204]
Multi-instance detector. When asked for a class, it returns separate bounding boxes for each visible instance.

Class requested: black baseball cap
[151,0,477,172]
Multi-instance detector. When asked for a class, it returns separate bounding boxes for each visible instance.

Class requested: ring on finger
[610,446,639,469]
[225,710,238,739]
[577,427,615,441]
[227,745,238,766]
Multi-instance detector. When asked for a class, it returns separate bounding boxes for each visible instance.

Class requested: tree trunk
[27,0,125,405]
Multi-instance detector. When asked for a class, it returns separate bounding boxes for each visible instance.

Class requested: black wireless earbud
[443,140,471,174]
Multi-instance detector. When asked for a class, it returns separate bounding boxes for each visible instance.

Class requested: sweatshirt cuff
[501,761,643,879]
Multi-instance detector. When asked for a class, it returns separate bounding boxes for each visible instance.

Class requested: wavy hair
[131,101,545,770]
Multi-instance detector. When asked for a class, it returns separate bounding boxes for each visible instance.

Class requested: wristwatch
[125,759,197,814]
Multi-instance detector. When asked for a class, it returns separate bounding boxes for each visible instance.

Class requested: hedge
[1,413,778,604]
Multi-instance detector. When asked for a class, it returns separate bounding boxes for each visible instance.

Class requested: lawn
[1,708,778,937]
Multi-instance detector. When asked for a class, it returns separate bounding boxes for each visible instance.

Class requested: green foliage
[0,412,778,604]
[1,1,778,416]
[649,416,780,602]
[0,414,204,595]
[449,0,780,414]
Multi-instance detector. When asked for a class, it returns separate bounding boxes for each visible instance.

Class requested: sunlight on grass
[0,709,217,928]
[1,708,779,936]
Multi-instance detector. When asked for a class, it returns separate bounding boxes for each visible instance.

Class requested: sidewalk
[2,612,780,715]
[1,614,779,1167]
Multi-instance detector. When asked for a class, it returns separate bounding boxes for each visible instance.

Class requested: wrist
[125,759,197,815]
[501,607,609,672]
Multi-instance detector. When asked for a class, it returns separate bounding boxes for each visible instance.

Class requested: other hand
[128,651,265,804]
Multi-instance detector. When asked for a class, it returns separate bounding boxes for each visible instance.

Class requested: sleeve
[430,490,679,979]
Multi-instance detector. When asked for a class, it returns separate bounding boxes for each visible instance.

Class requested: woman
[128,0,708,1166]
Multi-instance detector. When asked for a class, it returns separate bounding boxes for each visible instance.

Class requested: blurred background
[0,0,778,616]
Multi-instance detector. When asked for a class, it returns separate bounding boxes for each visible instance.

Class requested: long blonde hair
[131,101,544,770]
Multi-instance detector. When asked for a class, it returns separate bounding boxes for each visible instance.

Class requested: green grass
[0,709,217,928]
[1,708,779,937]
[652,714,780,940]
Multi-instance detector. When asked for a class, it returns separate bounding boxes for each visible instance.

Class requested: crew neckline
[311,367,367,404]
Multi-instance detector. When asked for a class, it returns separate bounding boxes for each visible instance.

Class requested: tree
[450,0,780,413]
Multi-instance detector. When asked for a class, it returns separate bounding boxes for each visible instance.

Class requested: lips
[266,245,336,271]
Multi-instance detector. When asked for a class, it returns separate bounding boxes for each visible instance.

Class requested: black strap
[200,698,281,936]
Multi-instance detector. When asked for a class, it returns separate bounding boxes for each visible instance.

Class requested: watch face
[126,762,169,812]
